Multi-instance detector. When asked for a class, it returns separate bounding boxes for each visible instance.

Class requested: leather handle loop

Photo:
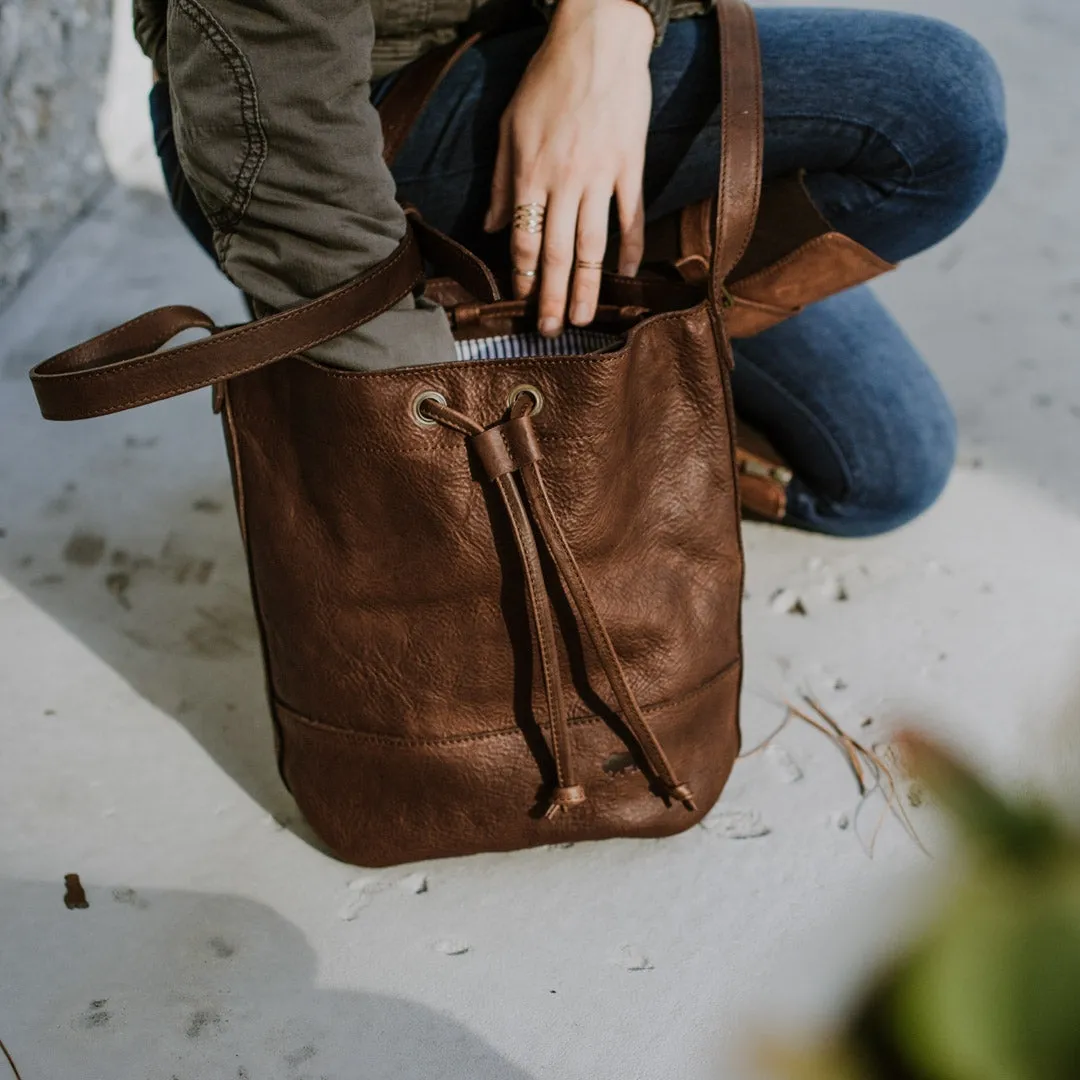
[31,229,425,421]
[711,0,765,302]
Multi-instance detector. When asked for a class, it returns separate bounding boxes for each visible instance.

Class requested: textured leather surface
[273,660,741,866]
[223,301,744,863]
[727,231,895,335]
[735,420,792,522]
[29,0,763,866]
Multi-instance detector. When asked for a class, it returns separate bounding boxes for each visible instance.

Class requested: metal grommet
[507,384,544,416]
[411,390,447,428]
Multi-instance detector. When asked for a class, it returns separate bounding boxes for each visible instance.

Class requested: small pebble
[337,895,371,922]
[615,945,654,972]
[434,939,470,956]
[831,813,851,831]
[821,576,849,602]
[63,873,89,910]
[399,872,429,895]
[770,589,807,616]
[765,745,803,784]
[701,809,771,839]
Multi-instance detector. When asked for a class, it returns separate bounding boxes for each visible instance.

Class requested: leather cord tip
[545,785,588,819]
[670,784,697,812]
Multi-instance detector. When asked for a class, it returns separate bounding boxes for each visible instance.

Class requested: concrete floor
[2,1,1079,1077]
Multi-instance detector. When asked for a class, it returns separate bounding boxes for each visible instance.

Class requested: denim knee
[797,400,958,538]
[785,386,958,539]
[864,408,956,534]
[902,16,1008,218]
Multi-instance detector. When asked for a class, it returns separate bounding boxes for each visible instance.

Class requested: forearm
[165,0,453,368]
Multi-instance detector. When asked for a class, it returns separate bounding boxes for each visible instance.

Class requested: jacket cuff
[534,0,672,45]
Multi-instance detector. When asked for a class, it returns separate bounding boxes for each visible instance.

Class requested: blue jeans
[151,8,1007,537]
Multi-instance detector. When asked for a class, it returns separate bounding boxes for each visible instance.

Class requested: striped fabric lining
[453,327,624,362]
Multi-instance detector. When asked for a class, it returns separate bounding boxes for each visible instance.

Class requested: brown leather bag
[376,11,894,523]
[28,0,878,866]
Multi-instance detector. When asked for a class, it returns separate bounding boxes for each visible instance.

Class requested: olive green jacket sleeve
[162,0,455,370]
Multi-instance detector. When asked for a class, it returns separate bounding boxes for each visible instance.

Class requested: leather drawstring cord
[422,394,697,819]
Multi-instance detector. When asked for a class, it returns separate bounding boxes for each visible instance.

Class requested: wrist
[549,0,656,57]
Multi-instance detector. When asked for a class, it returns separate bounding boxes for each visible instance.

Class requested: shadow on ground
[0,878,536,1079]
[0,188,310,844]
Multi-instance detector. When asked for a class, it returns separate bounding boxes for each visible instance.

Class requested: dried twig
[784,695,930,857]
[0,1036,23,1080]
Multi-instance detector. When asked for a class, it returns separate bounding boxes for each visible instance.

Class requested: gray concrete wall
[0,0,112,309]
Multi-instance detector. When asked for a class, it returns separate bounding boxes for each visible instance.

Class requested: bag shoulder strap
[31,229,424,421]
[379,34,484,166]
[711,0,764,299]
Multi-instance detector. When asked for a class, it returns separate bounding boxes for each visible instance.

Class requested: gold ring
[513,267,537,278]
[513,203,546,234]
[575,259,604,271]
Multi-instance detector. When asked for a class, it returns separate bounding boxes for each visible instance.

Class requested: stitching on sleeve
[172,0,268,236]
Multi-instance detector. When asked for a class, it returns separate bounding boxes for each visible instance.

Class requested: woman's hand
[483,0,654,336]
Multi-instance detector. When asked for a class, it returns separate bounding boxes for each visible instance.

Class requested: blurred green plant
[768,732,1080,1080]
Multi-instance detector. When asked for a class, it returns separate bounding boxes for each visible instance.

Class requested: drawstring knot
[545,785,588,820]
[421,392,696,821]
[668,784,698,813]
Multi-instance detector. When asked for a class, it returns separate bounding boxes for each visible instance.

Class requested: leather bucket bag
[28,0,881,866]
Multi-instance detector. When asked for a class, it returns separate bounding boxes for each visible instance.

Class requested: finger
[615,169,646,277]
[569,187,612,327]
[484,116,515,233]
[538,187,581,337]
[509,188,547,300]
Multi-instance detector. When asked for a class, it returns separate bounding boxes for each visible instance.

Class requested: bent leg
[647,8,1008,261]
[732,286,957,537]
[644,9,1004,532]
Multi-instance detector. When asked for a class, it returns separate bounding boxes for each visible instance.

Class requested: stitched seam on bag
[36,272,422,417]
[272,655,741,747]
[172,0,267,235]
[41,307,212,362]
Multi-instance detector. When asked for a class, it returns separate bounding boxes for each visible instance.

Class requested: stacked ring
[512,203,546,233]
[575,259,604,271]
